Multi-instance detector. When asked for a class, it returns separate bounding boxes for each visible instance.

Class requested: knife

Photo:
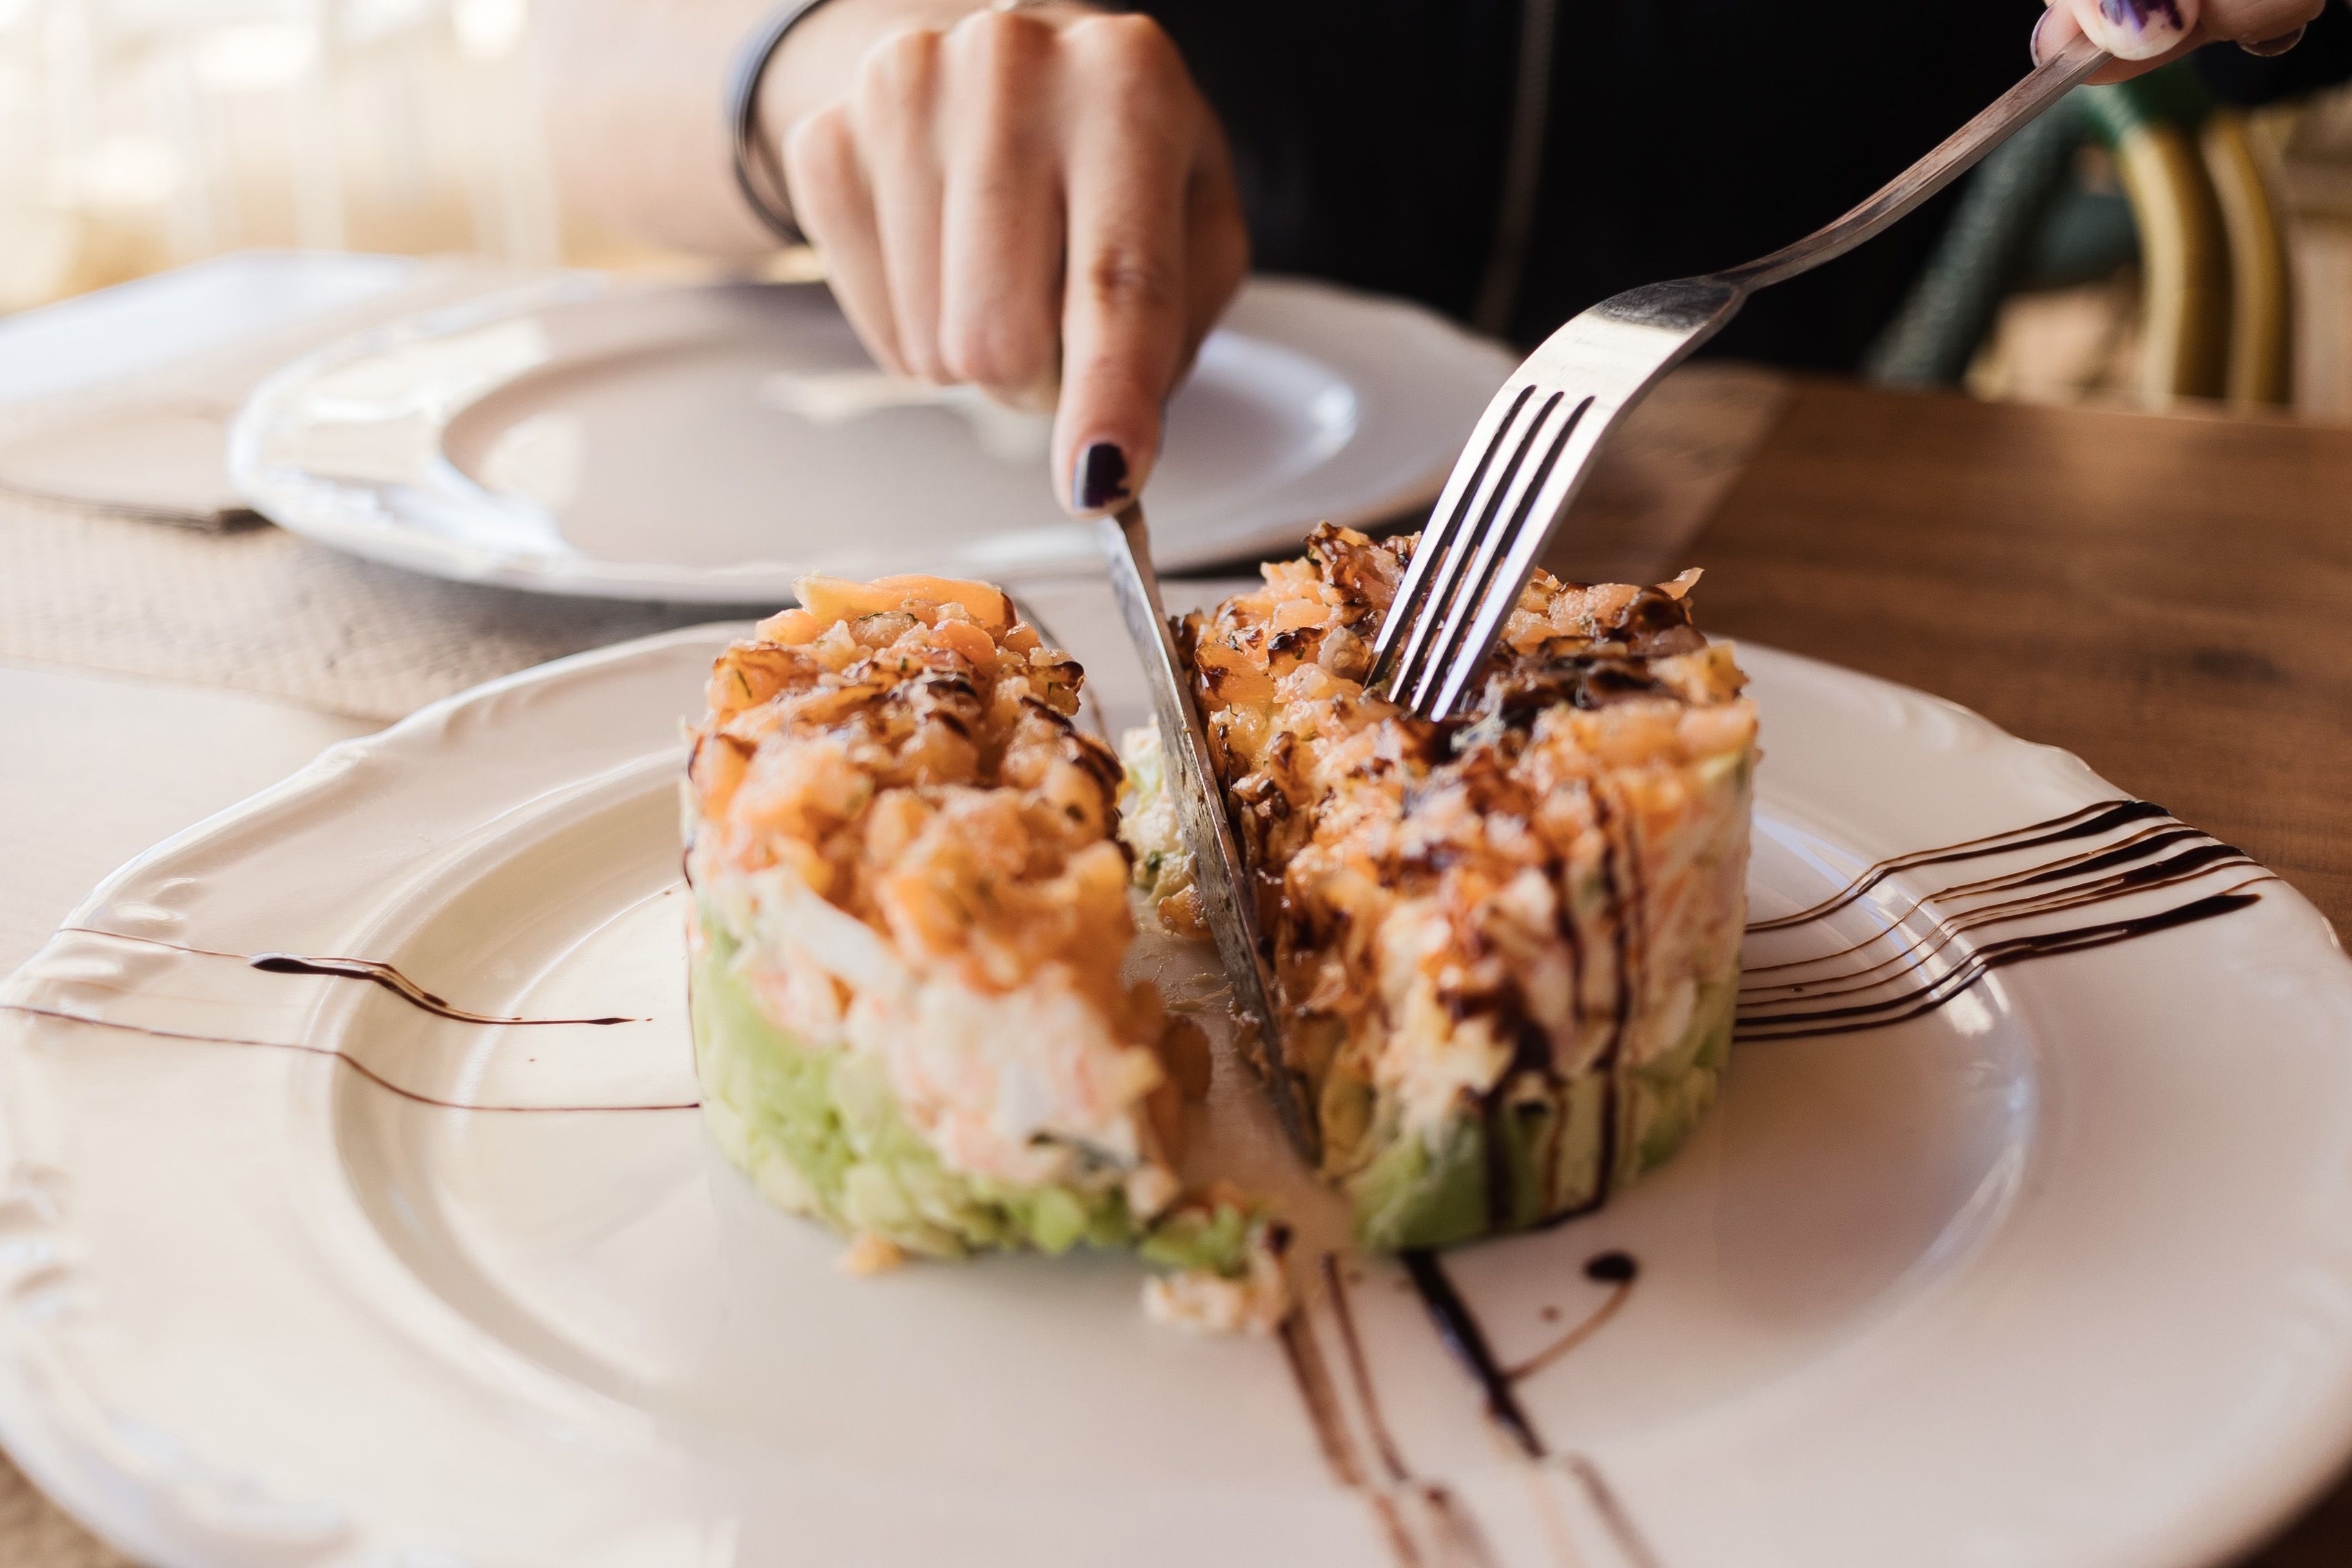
[1095,504,1320,1163]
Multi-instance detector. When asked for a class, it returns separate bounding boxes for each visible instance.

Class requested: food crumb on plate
[1142,1242,1293,1336]
[836,1233,908,1277]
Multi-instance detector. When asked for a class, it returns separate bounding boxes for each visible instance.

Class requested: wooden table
[3,375,2348,1564]
[1688,379,2352,942]
[1676,378,2352,1566]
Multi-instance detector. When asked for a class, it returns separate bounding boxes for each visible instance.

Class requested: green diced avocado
[1137,1200,1255,1275]
[692,906,1270,1277]
[1340,986,1726,1252]
[694,911,1121,1258]
[1350,1113,1489,1251]
[1625,973,1735,1179]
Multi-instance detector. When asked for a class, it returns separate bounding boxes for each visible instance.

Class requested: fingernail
[2030,8,2054,63]
[1073,442,1130,512]
[2090,0,2193,57]
[2241,23,2306,55]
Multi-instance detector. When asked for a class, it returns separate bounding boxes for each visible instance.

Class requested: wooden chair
[1869,63,2295,408]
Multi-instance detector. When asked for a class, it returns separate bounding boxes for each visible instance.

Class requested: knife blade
[1095,504,1319,1164]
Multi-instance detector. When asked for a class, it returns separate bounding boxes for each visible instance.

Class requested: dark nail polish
[1074,442,1130,511]
[2100,0,2184,31]
[2030,9,2053,64]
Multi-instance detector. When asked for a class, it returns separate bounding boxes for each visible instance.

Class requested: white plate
[4,587,2351,1568]
[226,276,1513,600]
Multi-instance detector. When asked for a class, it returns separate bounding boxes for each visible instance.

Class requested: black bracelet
[725,0,842,247]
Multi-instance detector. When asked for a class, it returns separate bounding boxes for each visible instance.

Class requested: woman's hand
[778,3,1247,516]
[2033,0,2329,77]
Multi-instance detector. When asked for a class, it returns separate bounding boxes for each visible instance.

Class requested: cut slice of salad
[683,574,1286,1330]
[1121,525,1757,1250]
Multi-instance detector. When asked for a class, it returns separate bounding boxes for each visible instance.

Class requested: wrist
[730,0,979,246]
[758,0,1104,130]
[757,0,966,133]
[733,0,1112,249]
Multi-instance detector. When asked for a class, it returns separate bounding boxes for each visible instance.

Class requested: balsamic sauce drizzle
[1277,1308,1424,1567]
[1315,1255,1504,1568]
[1507,1252,1640,1382]
[1558,1456,1666,1568]
[62,927,645,1026]
[8,925,688,1112]
[1321,1254,1417,1486]
[1277,1308,1371,1487]
[1746,800,2170,933]
[1268,1256,1499,1568]
[1736,801,2272,1042]
[1400,1250,1545,1459]
[1738,822,2215,980]
[0,1001,696,1113]
[1393,1247,1665,1567]
[1736,888,2266,1041]
[1741,843,2262,1006]
[246,953,640,1026]
[1282,1246,1656,1568]
[1594,785,1638,1211]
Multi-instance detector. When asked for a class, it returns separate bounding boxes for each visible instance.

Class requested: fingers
[2033,1,2195,81]
[1053,17,1196,514]
[780,7,1244,513]
[854,27,949,380]
[781,104,905,375]
[2035,0,2323,79]
[2201,0,2333,53]
[937,11,1065,406]
[1179,122,1251,378]
[2048,0,2202,63]
[2195,0,2326,48]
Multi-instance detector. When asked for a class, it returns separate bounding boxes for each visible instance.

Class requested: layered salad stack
[684,529,1755,1313]
[1124,525,1756,1248]
[683,574,1285,1331]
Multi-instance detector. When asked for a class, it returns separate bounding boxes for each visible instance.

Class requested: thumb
[2041,0,2199,62]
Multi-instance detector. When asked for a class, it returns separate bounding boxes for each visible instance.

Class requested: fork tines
[1365,36,2110,723]
[1371,382,1596,718]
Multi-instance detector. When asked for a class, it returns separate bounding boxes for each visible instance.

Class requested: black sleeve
[1128,1,2335,371]
[1511,0,2048,366]
[1130,1,1520,324]
[1131,1,2053,367]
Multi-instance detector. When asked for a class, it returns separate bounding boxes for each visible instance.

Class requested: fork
[1371,32,2109,720]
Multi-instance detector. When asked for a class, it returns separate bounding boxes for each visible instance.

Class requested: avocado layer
[1346,972,1737,1251]
[691,907,1254,1274]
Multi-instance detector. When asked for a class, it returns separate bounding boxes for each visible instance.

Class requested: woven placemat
[0,492,728,722]
[0,1462,128,1568]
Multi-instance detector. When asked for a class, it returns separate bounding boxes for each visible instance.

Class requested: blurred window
[0,0,561,309]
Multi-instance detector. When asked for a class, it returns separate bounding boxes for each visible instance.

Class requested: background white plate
[226,277,1514,600]
[3,585,2351,1568]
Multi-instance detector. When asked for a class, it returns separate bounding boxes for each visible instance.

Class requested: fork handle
[1720,34,2108,293]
